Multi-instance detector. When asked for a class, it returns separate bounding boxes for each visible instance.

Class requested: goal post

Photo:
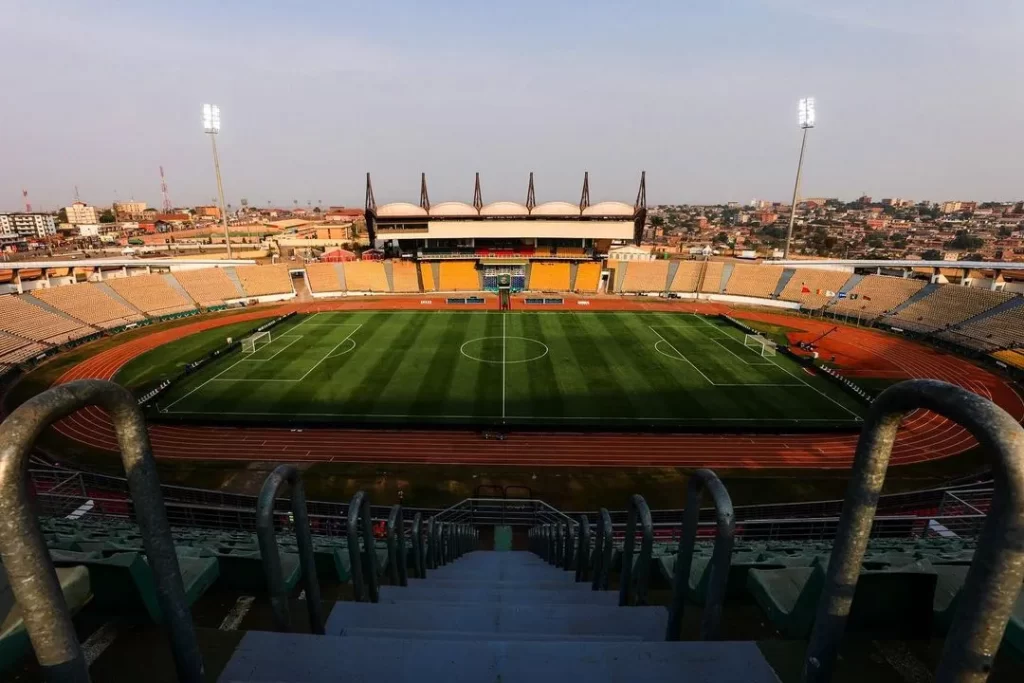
[743,333,777,358]
[242,331,272,354]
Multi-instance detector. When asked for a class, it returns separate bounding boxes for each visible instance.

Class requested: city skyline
[3,1,1023,211]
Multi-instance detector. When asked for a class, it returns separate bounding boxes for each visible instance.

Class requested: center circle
[460,336,549,364]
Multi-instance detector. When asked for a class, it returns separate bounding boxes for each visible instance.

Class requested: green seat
[933,565,1024,657]
[50,551,218,623]
[1,564,92,674]
[748,557,937,639]
[214,551,299,592]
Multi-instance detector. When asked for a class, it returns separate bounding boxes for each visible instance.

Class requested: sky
[2,1,1023,211]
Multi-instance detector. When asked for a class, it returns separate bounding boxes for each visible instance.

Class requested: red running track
[46,298,1024,469]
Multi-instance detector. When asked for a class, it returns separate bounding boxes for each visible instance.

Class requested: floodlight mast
[783,97,815,259]
[202,104,232,258]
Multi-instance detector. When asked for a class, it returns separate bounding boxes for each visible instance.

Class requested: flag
[838,292,847,299]
[863,294,871,301]
[801,285,810,293]
[825,290,835,297]
[816,289,822,295]
[849,293,858,300]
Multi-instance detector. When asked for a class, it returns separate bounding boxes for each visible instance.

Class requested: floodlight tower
[202,104,233,258]
[783,97,815,258]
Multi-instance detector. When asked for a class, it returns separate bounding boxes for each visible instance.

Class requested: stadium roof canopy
[768,258,1024,270]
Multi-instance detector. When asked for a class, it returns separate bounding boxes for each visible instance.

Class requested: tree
[99,209,116,223]
[57,208,68,223]
[921,249,943,261]
[958,252,985,262]
[713,231,729,244]
[946,230,983,251]
[650,215,665,229]
[998,226,1013,237]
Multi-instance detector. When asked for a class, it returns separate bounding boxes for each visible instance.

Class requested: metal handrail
[0,380,203,683]
[562,520,574,569]
[553,523,564,567]
[666,469,735,641]
[425,517,436,570]
[255,465,325,634]
[591,508,612,591]
[618,494,653,606]
[802,379,1024,683]
[386,504,408,586]
[346,491,379,603]
[575,515,591,583]
[412,512,425,579]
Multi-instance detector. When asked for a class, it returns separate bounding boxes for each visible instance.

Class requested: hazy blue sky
[3,1,1022,211]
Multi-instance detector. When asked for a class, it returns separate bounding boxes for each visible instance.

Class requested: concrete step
[377,586,620,605]
[409,578,593,591]
[218,632,780,682]
[325,602,668,641]
[335,628,641,642]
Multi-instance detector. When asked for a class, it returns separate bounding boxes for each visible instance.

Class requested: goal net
[241,331,272,354]
[743,333,777,357]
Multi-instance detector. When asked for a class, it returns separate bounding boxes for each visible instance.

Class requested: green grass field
[139,311,864,429]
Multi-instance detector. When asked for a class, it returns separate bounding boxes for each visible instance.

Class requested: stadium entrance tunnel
[460,336,549,364]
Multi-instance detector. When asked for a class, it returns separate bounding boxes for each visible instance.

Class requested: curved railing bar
[412,512,425,579]
[346,491,379,603]
[591,508,612,591]
[802,379,1024,683]
[575,514,591,583]
[386,504,408,586]
[0,380,203,683]
[618,494,654,607]
[562,520,574,570]
[666,468,735,641]
[256,464,325,634]
[554,523,564,567]
[425,517,436,570]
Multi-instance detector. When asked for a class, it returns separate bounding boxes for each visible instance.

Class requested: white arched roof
[583,201,634,217]
[480,201,529,216]
[430,202,479,217]
[531,201,580,217]
[376,202,427,217]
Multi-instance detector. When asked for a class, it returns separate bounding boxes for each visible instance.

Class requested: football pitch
[151,311,865,429]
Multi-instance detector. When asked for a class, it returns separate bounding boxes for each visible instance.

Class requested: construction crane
[22,189,31,213]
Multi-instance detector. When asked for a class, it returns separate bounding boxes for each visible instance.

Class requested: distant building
[194,205,221,218]
[0,213,57,239]
[77,224,100,238]
[942,201,963,214]
[112,201,147,219]
[65,201,98,225]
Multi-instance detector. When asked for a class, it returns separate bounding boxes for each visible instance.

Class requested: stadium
[1,175,1023,681]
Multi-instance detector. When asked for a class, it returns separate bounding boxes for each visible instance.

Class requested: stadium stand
[0,332,47,366]
[669,261,701,293]
[888,286,1015,333]
[724,264,784,298]
[305,263,344,293]
[34,283,143,329]
[619,260,670,293]
[438,261,479,291]
[827,275,926,318]
[942,301,1024,350]
[699,261,725,293]
[574,262,602,293]
[172,268,241,307]
[420,263,436,291]
[780,268,853,309]
[342,261,389,292]
[390,261,420,293]
[0,296,90,345]
[235,265,293,297]
[529,262,571,291]
[106,274,195,316]
[992,349,1024,371]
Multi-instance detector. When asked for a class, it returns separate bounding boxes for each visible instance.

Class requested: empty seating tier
[0,296,90,345]
[342,262,389,292]
[780,268,853,309]
[235,265,292,297]
[305,263,343,293]
[390,262,420,293]
[172,268,241,306]
[828,275,925,318]
[619,261,670,293]
[890,286,1014,333]
[725,264,784,298]
[0,332,47,365]
[529,263,571,291]
[438,262,479,291]
[574,262,602,293]
[420,263,436,291]
[106,274,195,316]
[699,261,725,293]
[669,261,702,293]
[34,284,143,329]
[946,301,1024,350]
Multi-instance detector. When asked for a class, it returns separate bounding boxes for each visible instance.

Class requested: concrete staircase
[890,282,938,314]
[773,268,796,299]
[222,267,248,298]
[218,551,778,682]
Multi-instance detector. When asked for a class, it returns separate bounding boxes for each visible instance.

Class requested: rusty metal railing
[0,380,203,683]
[562,520,574,569]
[618,495,653,606]
[575,514,591,583]
[255,464,324,634]
[411,512,425,579]
[803,379,1024,683]
[666,468,735,641]
[386,504,408,586]
[346,490,379,603]
[426,517,437,570]
[591,508,612,591]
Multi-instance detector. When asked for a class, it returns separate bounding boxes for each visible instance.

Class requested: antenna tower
[159,166,173,212]
[22,189,31,213]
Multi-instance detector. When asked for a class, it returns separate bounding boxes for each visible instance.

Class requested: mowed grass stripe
[558,313,641,419]
[343,311,435,415]
[444,313,502,418]
[504,314,563,419]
